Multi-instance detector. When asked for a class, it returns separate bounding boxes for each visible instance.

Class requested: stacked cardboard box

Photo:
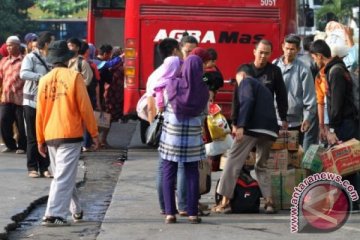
[268,130,301,173]
[267,149,288,174]
[320,138,360,176]
[288,146,304,168]
[271,169,306,210]
[219,151,255,170]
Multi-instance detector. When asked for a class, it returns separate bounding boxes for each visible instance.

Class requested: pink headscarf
[153,56,181,91]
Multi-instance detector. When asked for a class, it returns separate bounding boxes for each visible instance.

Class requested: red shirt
[0,54,24,105]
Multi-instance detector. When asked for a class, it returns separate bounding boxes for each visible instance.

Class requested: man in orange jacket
[36,40,99,226]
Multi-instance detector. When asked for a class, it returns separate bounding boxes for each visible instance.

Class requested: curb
[0,161,87,240]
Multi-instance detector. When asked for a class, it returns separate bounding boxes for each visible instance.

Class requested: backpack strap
[33,52,50,72]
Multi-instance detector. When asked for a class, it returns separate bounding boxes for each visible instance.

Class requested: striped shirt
[0,54,24,105]
[159,104,206,163]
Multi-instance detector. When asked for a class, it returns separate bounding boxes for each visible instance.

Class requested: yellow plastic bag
[207,113,230,140]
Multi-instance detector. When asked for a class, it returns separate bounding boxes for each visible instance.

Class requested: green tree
[36,0,88,18]
[316,0,358,30]
[0,0,36,43]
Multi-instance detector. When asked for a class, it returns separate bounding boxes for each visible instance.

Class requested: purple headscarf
[166,55,209,119]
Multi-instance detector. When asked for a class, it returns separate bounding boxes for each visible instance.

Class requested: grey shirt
[273,57,316,127]
[20,49,50,108]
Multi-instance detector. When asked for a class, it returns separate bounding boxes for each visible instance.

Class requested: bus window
[88,0,126,46]
[95,0,125,9]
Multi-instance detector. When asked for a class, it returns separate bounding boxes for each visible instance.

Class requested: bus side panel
[138,20,281,118]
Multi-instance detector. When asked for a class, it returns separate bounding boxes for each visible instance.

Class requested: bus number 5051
[260,0,276,6]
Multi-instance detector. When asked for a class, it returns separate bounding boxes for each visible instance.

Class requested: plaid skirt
[158,111,206,163]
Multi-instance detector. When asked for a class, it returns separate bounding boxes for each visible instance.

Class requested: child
[203,48,224,102]
[153,56,182,112]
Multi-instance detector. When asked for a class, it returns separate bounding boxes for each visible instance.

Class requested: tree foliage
[36,0,88,18]
[316,0,358,30]
[0,0,36,43]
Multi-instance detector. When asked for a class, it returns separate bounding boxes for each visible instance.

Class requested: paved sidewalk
[0,147,85,240]
[0,120,136,240]
[97,124,360,240]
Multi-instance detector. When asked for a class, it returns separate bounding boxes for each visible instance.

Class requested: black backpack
[216,169,262,213]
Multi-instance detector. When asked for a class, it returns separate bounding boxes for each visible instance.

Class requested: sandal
[165,215,176,224]
[42,171,53,178]
[188,216,202,224]
[211,204,232,214]
[264,202,276,214]
[28,171,40,178]
[178,211,188,217]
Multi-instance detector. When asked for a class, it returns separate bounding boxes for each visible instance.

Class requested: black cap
[46,40,75,64]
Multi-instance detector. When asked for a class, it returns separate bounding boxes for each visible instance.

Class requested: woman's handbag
[145,113,164,147]
[199,159,211,195]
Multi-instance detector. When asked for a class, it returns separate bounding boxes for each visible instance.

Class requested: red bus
[123,0,297,120]
[87,0,126,47]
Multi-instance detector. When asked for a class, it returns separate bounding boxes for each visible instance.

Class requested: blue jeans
[303,117,319,152]
[177,162,187,211]
[157,158,187,212]
[83,130,92,148]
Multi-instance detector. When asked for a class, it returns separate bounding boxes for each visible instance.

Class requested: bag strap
[77,56,83,73]
[33,52,50,72]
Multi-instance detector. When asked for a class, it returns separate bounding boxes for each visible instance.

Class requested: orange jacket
[36,67,98,146]
[315,67,327,105]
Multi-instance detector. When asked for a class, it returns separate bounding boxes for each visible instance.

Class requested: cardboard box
[287,130,299,151]
[219,151,255,170]
[301,144,325,173]
[289,146,304,168]
[271,130,287,150]
[268,149,288,174]
[271,169,306,210]
[320,138,360,176]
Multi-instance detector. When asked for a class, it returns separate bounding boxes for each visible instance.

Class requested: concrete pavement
[1,121,360,240]
[0,145,85,240]
[97,123,360,240]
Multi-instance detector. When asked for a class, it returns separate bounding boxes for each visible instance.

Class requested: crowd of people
[144,25,359,223]
[0,20,358,226]
[0,32,126,226]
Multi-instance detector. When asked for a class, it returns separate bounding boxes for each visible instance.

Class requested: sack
[136,94,148,121]
[94,111,111,129]
[205,134,233,156]
[215,170,261,213]
[207,113,230,140]
[199,159,211,195]
[145,113,163,147]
